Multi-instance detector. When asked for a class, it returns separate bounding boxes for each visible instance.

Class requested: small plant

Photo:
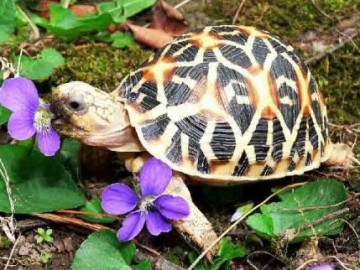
[35,228,53,244]
[39,252,52,264]
[0,235,12,249]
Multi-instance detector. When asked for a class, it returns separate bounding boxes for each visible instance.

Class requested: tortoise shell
[119,25,330,183]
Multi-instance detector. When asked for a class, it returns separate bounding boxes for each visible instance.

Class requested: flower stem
[16,5,40,40]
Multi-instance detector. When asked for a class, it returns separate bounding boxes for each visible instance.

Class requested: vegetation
[0,0,359,269]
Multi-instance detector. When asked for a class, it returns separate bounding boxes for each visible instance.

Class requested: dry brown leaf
[126,22,173,49]
[69,4,97,17]
[149,0,189,36]
[37,0,58,19]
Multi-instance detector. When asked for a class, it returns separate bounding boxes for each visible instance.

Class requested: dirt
[1,0,360,269]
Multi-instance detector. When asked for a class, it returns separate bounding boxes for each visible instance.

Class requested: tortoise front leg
[165,173,219,260]
[124,154,219,260]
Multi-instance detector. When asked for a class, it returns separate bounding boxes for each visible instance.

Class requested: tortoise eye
[67,100,85,112]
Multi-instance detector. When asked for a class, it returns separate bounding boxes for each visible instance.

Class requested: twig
[30,212,161,257]
[246,251,285,270]
[188,182,307,269]
[0,157,16,243]
[294,258,318,270]
[232,0,247,24]
[31,212,113,231]
[295,208,350,233]
[305,31,360,65]
[174,0,192,9]
[135,250,185,270]
[295,255,351,270]
[338,218,360,249]
[310,0,332,20]
[56,209,123,220]
[16,219,47,231]
[4,233,21,270]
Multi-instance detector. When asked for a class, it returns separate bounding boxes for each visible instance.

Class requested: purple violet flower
[308,264,334,270]
[101,158,190,241]
[0,77,60,156]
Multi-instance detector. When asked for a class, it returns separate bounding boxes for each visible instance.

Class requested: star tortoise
[51,25,357,257]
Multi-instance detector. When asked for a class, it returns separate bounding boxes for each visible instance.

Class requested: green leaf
[43,235,53,243]
[0,145,85,213]
[217,239,245,260]
[134,260,151,270]
[37,236,44,244]
[19,48,64,80]
[110,32,136,48]
[72,230,134,270]
[0,0,16,42]
[32,4,114,39]
[246,214,274,238]
[97,1,125,24]
[56,138,81,181]
[80,199,117,224]
[97,0,156,23]
[37,228,45,235]
[188,239,245,270]
[246,179,348,242]
[121,0,157,18]
[0,105,10,125]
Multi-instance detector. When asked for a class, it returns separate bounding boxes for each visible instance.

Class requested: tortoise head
[51,81,143,151]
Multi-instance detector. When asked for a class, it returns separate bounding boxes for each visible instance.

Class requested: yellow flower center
[34,107,53,134]
[139,196,156,213]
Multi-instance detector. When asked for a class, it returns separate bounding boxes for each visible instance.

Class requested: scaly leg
[324,143,360,168]
[125,154,219,260]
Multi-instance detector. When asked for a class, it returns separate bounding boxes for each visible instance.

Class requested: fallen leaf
[150,0,189,36]
[126,22,173,49]
[37,0,59,19]
[69,5,97,17]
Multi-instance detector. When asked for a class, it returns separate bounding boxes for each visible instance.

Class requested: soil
[1,0,360,269]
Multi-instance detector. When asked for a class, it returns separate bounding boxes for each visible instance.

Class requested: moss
[313,37,360,124]
[50,44,152,92]
[204,0,359,43]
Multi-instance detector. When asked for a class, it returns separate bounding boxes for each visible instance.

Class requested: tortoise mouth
[51,115,137,148]
[51,116,89,139]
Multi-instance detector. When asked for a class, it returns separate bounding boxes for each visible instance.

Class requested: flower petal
[7,110,36,140]
[0,78,39,112]
[145,210,172,236]
[154,195,190,220]
[308,265,334,270]
[117,211,145,241]
[139,158,172,196]
[101,183,140,215]
[36,128,61,156]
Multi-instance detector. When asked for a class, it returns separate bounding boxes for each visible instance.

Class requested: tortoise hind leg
[125,155,219,260]
[324,143,360,168]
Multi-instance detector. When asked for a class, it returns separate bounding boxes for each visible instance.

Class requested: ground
[1,0,360,269]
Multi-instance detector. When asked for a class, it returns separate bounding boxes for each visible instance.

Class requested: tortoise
[50,25,357,256]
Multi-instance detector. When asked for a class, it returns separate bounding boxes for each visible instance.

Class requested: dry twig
[232,0,247,24]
